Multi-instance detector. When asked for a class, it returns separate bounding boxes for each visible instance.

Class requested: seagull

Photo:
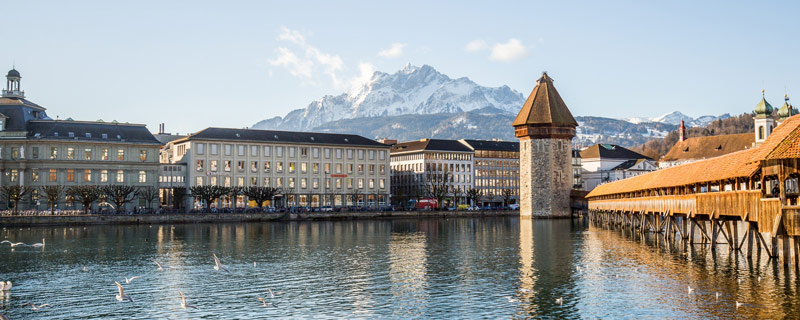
[1,240,26,247]
[82,266,89,272]
[736,301,743,309]
[254,261,257,267]
[715,292,720,301]
[22,303,50,311]
[179,291,197,309]
[31,238,45,247]
[555,297,563,305]
[0,313,8,320]
[506,296,518,303]
[114,281,133,302]
[257,297,272,308]
[153,259,169,270]
[268,288,275,299]
[0,281,11,292]
[758,276,762,281]
[687,285,694,294]
[213,254,230,273]
[124,276,140,284]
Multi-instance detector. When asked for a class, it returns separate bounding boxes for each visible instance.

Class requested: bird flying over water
[153,259,169,270]
[31,238,45,247]
[114,281,133,302]
[213,254,230,273]
[179,291,197,309]
[124,276,140,284]
[1,240,26,247]
[555,297,563,305]
[257,297,272,308]
[22,302,50,311]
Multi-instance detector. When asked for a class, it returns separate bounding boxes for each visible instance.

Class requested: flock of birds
[0,237,280,318]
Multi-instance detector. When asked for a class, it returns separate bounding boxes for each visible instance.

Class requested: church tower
[754,90,774,145]
[777,94,793,126]
[512,72,578,218]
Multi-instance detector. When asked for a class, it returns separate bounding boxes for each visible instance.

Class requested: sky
[2,1,799,134]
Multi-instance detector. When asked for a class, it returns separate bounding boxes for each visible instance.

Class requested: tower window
[759,126,765,140]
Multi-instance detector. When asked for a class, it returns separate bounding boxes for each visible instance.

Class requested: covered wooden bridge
[587,115,800,266]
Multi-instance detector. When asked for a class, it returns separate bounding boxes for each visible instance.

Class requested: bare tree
[189,185,226,211]
[66,185,101,215]
[172,187,187,211]
[502,189,514,207]
[225,186,245,210]
[138,186,159,211]
[349,188,362,207]
[1,185,31,214]
[245,186,280,210]
[103,185,138,213]
[40,186,63,214]
[425,171,452,210]
[466,188,482,208]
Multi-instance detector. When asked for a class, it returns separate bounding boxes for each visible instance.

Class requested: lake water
[1,217,799,319]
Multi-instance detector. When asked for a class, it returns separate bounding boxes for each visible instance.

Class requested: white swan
[2,281,10,291]
[0,240,26,247]
[31,238,45,247]
[179,291,197,309]
[124,276,140,284]
[213,254,230,273]
[114,281,133,302]
[555,297,563,305]
[22,302,50,311]
[736,301,743,309]
[687,285,693,294]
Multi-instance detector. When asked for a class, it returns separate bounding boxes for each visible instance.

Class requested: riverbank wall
[0,210,519,227]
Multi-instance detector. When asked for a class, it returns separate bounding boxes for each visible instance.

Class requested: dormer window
[54,132,59,137]
[68,132,75,138]
[85,133,92,138]
[715,145,722,150]
[102,133,108,139]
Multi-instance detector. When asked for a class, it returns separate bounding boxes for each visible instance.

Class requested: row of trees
[0,185,159,214]
[391,171,516,209]
[189,186,282,211]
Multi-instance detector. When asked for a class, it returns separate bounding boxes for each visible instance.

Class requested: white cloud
[350,62,376,89]
[269,27,345,86]
[490,38,528,62]
[465,40,488,52]
[378,43,407,58]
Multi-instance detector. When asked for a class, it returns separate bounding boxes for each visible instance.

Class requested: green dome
[778,94,793,120]
[754,91,773,117]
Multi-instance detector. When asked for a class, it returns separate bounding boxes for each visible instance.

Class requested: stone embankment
[0,211,518,227]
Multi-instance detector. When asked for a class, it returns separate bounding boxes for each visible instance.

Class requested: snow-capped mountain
[626,111,730,127]
[253,64,525,131]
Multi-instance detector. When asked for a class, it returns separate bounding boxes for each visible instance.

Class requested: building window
[251,145,258,156]
[196,160,204,171]
[324,163,330,174]
[358,164,364,174]
[312,178,319,189]
[211,160,218,172]
[300,147,308,157]
[288,177,295,188]
[358,178,364,189]
[264,161,271,173]
[251,161,258,172]
[358,150,364,160]
[83,148,91,160]
[140,150,147,162]
[369,164,375,174]
[209,176,217,185]
[10,147,19,159]
[335,178,342,189]
[380,165,385,174]
[336,149,342,159]
[379,179,385,189]
[277,162,283,172]
[276,146,283,157]
[224,160,231,172]
[336,164,342,174]
[139,171,146,183]
[32,147,39,159]
[312,148,319,158]
[67,147,75,160]
[264,177,270,187]
[49,169,57,182]
[759,126,765,140]
[369,179,374,189]
[211,144,218,155]
[312,163,319,174]
[264,146,271,157]
[196,176,203,186]
[224,176,231,187]
[324,148,330,159]
[325,178,331,189]
[347,164,353,174]
[237,161,245,172]
[289,162,296,173]
[196,143,204,155]
[289,147,296,158]
[32,169,39,182]
[276,178,283,188]
[347,149,353,159]
[117,149,125,161]
[101,170,108,182]
[84,170,92,182]
[50,147,58,159]
[101,148,108,160]
[301,162,307,174]
[238,145,245,156]
[10,169,17,182]
[237,177,244,187]
[66,169,75,182]
[224,144,232,156]
[300,178,307,189]
[347,178,353,189]
[116,170,124,182]
[251,177,258,186]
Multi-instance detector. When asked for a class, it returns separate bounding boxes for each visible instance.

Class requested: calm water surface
[1,217,799,319]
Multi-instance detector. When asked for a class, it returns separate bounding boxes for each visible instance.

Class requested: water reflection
[0,218,799,318]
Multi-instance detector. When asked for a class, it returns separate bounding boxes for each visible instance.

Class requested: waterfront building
[572,149,583,190]
[389,139,473,207]
[458,139,520,206]
[512,72,577,218]
[0,68,161,211]
[160,127,391,208]
[580,143,654,191]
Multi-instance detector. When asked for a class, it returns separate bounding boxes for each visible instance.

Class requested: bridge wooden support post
[724,221,734,249]
[746,222,755,258]
[711,219,719,250]
[771,236,779,260]
[782,236,790,266]
[689,217,696,244]
[732,221,740,251]
[794,236,800,269]
[682,216,689,240]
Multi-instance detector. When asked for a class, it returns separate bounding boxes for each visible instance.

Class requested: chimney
[679,120,686,142]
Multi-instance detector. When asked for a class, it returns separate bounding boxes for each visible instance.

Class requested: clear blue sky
[3,1,799,134]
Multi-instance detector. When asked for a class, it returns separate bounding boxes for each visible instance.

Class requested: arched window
[759,126,765,140]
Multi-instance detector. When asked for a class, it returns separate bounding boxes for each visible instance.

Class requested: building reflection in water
[389,230,429,317]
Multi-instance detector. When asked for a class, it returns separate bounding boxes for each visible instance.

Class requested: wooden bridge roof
[588,114,800,199]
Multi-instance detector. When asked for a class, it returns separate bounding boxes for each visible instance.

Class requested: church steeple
[2,67,24,98]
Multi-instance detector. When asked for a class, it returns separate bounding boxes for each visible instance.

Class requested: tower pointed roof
[754,90,773,118]
[512,72,578,127]
[778,94,794,121]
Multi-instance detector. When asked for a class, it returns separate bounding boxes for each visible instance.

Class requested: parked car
[509,204,520,210]
[457,204,469,211]
[320,206,333,212]
[467,206,480,211]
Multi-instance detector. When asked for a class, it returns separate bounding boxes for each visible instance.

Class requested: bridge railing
[589,190,763,221]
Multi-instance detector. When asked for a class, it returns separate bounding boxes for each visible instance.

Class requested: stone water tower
[512,72,577,218]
